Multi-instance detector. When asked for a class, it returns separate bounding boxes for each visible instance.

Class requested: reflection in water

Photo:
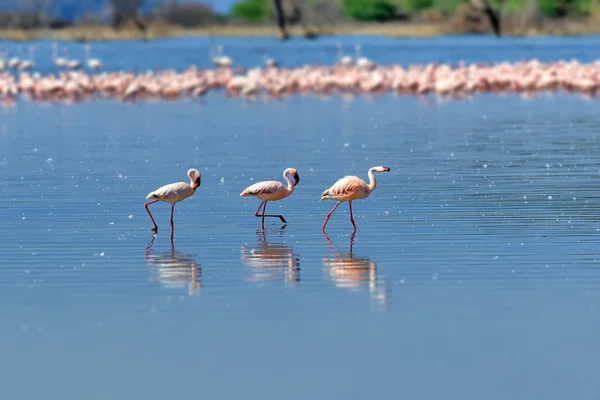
[241,229,300,286]
[323,234,390,312]
[145,235,202,296]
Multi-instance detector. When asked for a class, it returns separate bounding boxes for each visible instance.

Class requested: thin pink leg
[262,201,287,224]
[322,201,341,233]
[254,201,266,217]
[170,204,175,232]
[349,201,357,234]
[254,201,266,229]
[144,199,160,231]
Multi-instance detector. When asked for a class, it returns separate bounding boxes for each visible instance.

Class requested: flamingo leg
[261,201,287,224]
[349,201,357,234]
[254,201,267,229]
[254,201,267,217]
[255,201,287,225]
[144,199,160,231]
[170,204,175,232]
[322,201,341,233]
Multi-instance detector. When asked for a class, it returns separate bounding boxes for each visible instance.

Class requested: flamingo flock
[145,166,390,233]
[0,58,600,105]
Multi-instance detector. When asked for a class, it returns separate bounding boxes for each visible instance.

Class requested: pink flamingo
[144,168,202,232]
[321,166,390,233]
[240,168,300,227]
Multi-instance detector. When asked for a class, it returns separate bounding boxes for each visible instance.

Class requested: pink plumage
[321,166,390,233]
[144,168,201,232]
[240,180,288,201]
[240,168,300,227]
[147,182,196,204]
[321,175,371,201]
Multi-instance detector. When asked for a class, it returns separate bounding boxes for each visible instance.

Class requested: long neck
[367,168,377,193]
[283,172,295,194]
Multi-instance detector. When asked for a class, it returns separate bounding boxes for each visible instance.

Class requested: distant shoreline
[1,20,599,42]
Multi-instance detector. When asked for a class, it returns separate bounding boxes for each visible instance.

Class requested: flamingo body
[321,166,390,233]
[146,181,195,203]
[88,59,103,70]
[144,168,201,231]
[240,168,300,226]
[321,175,371,202]
[241,180,288,201]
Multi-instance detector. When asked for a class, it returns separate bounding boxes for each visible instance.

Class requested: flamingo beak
[193,176,201,189]
[382,166,390,172]
[293,173,300,186]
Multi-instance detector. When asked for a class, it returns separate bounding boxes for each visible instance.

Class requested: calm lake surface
[2,36,600,399]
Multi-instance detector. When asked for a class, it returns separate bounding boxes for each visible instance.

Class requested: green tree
[403,0,434,13]
[231,0,270,21]
[342,0,397,21]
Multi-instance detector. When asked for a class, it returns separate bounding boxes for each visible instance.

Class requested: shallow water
[2,37,600,399]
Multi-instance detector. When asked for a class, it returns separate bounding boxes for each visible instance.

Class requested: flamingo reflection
[241,228,300,286]
[145,235,202,296]
[323,233,390,311]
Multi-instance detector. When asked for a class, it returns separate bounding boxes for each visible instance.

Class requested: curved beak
[293,172,300,186]
[193,176,201,189]
[382,166,390,172]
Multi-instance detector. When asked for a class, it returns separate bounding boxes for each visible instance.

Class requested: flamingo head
[375,166,390,173]
[285,168,300,186]
[188,168,201,189]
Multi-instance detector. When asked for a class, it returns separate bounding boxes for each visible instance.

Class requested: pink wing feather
[322,176,369,200]
[240,180,287,200]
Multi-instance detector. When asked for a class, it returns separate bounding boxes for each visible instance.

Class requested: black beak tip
[294,173,300,186]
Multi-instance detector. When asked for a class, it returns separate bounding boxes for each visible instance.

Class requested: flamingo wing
[147,182,191,202]
[241,180,286,198]
[322,176,369,200]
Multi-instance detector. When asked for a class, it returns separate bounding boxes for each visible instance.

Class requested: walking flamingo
[144,168,202,232]
[240,168,300,227]
[321,166,390,233]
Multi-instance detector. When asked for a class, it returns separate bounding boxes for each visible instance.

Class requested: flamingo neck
[367,168,377,193]
[283,172,295,194]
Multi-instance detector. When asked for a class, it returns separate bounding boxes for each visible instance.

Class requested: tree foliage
[342,0,397,21]
[403,0,434,13]
[230,0,270,21]
[537,0,591,16]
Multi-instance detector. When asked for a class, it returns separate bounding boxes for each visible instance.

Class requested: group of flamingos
[1,42,600,104]
[144,165,390,234]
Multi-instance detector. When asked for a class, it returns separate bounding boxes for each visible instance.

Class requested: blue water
[2,37,600,399]
[3,35,600,74]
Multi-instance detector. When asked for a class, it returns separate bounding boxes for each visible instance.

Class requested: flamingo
[355,44,375,70]
[17,46,35,71]
[84,44,103,70]
[7,52,20,69]
[144,168,202,232]
[264,50,278,68]
[336,43,353,66]
[211,45,233,68]
[240,168,300,227]
[321,166,390,233]
[52,43,68,68]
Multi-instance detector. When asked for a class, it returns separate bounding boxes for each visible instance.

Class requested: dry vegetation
[1,0,600,42]
[1,18,600,42]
